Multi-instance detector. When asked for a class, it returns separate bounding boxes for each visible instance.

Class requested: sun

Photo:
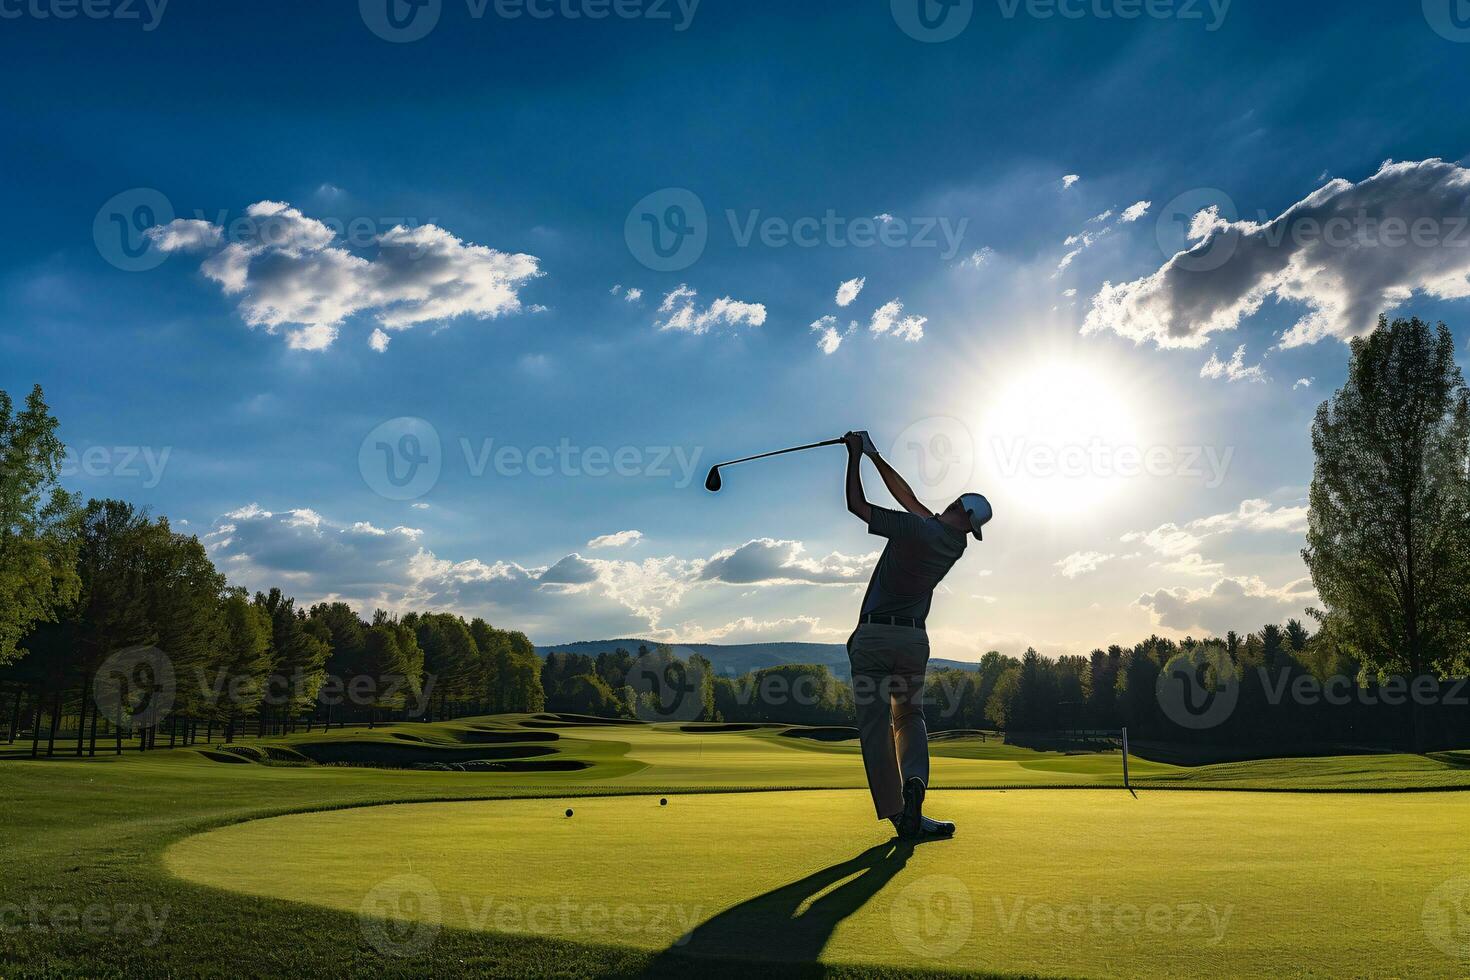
[978,359,1143,520]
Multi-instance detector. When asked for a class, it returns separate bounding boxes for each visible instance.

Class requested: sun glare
[979,360,1143,520]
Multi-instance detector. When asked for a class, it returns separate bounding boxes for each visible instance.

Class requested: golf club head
[705,467,722,492]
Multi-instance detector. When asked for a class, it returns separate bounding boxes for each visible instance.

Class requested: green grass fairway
[163,789,1470,978]
[8,716,1470,976]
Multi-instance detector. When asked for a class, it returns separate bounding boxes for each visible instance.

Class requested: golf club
[704,437,847,492]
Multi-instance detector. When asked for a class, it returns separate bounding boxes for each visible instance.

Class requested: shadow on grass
[645,838,919,974]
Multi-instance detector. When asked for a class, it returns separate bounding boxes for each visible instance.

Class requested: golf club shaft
[715,438,844,469]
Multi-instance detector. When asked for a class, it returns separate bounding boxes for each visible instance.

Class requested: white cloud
[655,285,767,335]
[810,315,855,355]
[699,538,874,586]
[1121,525,1204,558]
[1153,552,1225,578]
[1055,551,1115,578]
[1200,345,1266,383]
[868,299,926,342]
[835,277,866,307]
[625,287,643,303]
[961,247,995,269]
[145,218,222,252]
[1127,500,1309,555]
[1090,210,1114,223]
[669,615,835,644]
[1294,377,1314,390]
[1187,498,1310,534]
[1056,227,1112,273]
[1137,576,1317,634]
[1062,174,1080,189]
[1122,499,1310,585]
[148,201,542,351]
[368,328,391,353]
[1119,200,1152,223]
[1083,159,1470,349]
[205,504,423,594]
[587,530,643,549]
[874,212,896,223]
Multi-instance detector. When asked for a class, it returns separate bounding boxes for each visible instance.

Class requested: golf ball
[565,808,573,817]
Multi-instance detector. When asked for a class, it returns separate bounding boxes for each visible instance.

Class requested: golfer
[842,430,991,841]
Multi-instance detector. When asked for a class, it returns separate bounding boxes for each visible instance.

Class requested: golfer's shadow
[648,837,917,971]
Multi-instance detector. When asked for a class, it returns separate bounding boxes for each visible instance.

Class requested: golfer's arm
[845,448,871,523]
[870,453,934,519]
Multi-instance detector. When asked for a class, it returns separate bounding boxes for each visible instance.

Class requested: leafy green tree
[0,385,81,667]
[254,589,330,730]
[141,520,226,725]
[309,602,367,679]
[1303,317,1470,727]
[554,673,622,716]
[412,613,477,719]
[985,666,1022,730]
[214,589,271,739]
[467,617,505,710]
[1284,619,1311,654]
[503,630,545,712]
[972,650,1015,728]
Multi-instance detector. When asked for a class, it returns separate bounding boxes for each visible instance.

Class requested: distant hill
[536,639,979,682]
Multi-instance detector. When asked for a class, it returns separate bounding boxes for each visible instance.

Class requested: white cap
[960,493,992,541]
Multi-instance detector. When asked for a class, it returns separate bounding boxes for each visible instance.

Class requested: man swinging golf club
[842,430,992,841]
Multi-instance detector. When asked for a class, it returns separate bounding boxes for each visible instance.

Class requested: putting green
[165,789,1470,978]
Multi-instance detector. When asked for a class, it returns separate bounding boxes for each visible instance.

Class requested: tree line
[0,386,543,756]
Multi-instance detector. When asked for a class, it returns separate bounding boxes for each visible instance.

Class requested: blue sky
[4,0,1470,657]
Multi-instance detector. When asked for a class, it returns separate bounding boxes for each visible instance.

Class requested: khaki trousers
[847,623,930,819]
